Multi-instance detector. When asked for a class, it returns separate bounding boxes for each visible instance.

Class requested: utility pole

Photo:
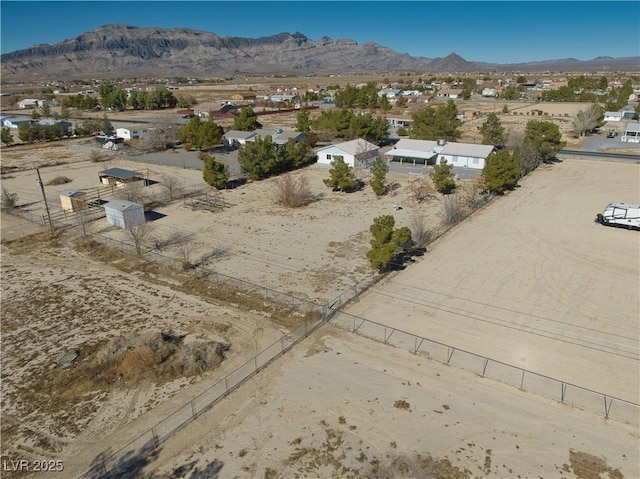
[36,168,54,235]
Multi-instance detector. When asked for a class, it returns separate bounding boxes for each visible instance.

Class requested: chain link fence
[327,308,640,428]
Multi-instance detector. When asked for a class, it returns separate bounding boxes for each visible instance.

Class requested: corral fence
[78,307,326,479]
[327,308,640,428]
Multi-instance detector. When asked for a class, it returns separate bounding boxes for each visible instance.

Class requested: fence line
[78,307,326,478]
[327,308,640,428]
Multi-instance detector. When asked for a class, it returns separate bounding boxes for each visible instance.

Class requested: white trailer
[595,202,640,230]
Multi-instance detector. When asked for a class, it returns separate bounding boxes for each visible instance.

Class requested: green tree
[17,124,41,143]
[523,120,566,163]
[233,107,262,131]
[198,119,224,151]
[238,136,277,180]
[60,105,70,120]
[370,157,388,196]
[39,104,52,118]
[379,94,391,112]
[366,215,412,271]
[30,109,41,120]
[410,100,461,141]
[323,156,358,192]
[478,112,508,146]
[514,137,542,177]
[295,108,311,133]
[179,116,202,149]
[202,155,230,189]
[482,149,519,193]
[1,127,14,146]
[431,158,456,194]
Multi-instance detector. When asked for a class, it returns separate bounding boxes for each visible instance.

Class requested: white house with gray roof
[316,138,379,168]
[385,138,495,169]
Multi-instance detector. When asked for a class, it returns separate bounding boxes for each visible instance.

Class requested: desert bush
[407,176,437,203]
[1,186,18,210]
[92,331,228,385]
[410,215,434,248]
[440,194,467,226]
[274,173,313,207]
[458,179,490,210]
[45,176,72,186]
[88,150,108,162]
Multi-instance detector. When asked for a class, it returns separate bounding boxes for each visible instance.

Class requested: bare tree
[572,104,603,138]
[159,174,183,200]
[440,194,467,226]
[406,175,437,203]
[88,150,108,162]
[1,186,18,210]
[179,241,195,270]
[127,223,154,255]
[143,113,182,151]
[458,179,490,211]
[410,215,434,248]
[274,173,313,207]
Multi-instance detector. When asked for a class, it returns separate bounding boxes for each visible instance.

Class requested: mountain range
[1,24,638,81]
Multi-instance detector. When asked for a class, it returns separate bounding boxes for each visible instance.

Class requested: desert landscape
[1,92,639,479]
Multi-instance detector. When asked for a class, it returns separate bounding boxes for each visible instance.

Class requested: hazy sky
[1,1,639,63]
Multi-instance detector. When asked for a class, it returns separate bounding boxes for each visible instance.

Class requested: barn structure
[98,168,145,188]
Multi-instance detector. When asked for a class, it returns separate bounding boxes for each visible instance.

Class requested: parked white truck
[595,202,640,230]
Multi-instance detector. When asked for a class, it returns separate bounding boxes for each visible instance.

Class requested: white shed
[316,138,379,168]
[103,200,145,229]
[116,125,150,140]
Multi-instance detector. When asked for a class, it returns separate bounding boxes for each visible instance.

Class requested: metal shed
[103,200,145,229]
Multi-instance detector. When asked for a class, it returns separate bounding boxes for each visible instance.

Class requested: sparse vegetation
[274,173,313,207]
[45,176,72,186]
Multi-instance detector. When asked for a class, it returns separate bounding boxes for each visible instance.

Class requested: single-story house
[98,168,145,188]
[59,190,87,211]
[603,111,623,122]
[621,122,640,143]
[246,128,307,145]
[263,94,297,103]
[223,130,257,148]
[482,88,497,97]
[385,138,495,169]
[197,102,238,118]
[436,88,463,100]
[18,98,40,109]
[103,200,145,229]
[316,138,379,168]
[387,117,413,128]
[116,125,150,140]
[437,142,496,169]
[378,89,403,98]
[2,118,32,129]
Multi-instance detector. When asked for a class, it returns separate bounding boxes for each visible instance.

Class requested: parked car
[606,130,617,138]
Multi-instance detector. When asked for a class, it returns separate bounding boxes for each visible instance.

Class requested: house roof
[317,138,379,156]
[624,122,640,133]
[60,189,86,197]
[440,142,496,158]
[103,200,143,211]
[386,149,437,160]
[223,130,257,140]
[394,139,439,152]
[248,128,306,144]
[98,168,143,180]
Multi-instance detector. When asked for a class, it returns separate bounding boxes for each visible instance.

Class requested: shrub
[46,176,72,186]
[274,173,313,207]
[441,194,466,226]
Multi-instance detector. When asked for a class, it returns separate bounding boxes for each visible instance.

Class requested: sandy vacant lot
[344,158,640,404]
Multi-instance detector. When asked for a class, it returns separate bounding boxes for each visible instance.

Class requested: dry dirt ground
[1,105,639,478]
